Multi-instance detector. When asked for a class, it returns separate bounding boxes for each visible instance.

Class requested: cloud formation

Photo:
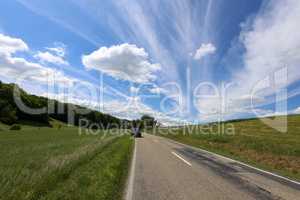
[0,33,74,85]
[0,33,28,54]
[46,43,67,57]
[197,0,300,121]
[194,43,216,60]
[129,86,139,94]
[82,43,161,83]
[293,107,300,114]
[234,0,300,92]
[149,87,164,95]
[44,92,188,126]
[34,51,68,65]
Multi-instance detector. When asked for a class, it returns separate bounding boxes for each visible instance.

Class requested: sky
[0,0,300,125]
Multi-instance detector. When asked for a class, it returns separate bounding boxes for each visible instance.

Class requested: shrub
[0,103,18,125]
[10,124,21,131]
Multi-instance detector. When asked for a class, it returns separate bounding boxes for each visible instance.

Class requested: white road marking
[172,152,192,167]
[125,140,137,200]
[153,139,159,143]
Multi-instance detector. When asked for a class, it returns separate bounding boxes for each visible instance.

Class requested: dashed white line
[172,152,192,167]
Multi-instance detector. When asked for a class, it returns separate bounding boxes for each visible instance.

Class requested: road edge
[124,138,136,200]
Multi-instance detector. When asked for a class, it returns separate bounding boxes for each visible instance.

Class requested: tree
[0,100,17,125]
[141,115,157,129]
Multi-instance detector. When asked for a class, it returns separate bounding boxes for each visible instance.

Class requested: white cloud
[233,0,300,93]
[0,33,74,85]
[149,86,167,95]
[35,43,68,65]
[82,43,161,83]
[43,92,188,126]
[197,107,275,123]
[34,51,69,65]
[0,33,28,54]
[46,43,66,57]
[293,107,300,114]
[229,95,265,109]
[0,33,186,126]
[195,93,268,122]
[194,43,216,60]
[196,0,300,120]
[129,86,139,93]
[101,96,189,126]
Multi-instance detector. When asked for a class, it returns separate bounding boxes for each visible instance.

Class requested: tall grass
[0,126,133,200]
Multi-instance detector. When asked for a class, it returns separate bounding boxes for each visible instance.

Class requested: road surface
[126,134,300,200]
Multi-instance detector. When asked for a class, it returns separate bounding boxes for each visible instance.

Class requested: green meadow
[0,122,133,200]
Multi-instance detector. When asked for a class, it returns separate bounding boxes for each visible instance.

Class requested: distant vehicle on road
[132,127,142,138]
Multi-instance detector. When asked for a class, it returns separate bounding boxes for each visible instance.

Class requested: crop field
[155,115,300,181]
[0,123,133,200]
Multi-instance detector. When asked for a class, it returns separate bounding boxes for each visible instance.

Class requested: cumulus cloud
[0,33,74,85]
[0,33,28,54]
[34,51,69,65]
[34,43,68,65]
[82,43,161,83]
[194,43,216,60]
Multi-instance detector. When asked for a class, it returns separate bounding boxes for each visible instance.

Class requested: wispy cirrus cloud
[16,0,103,46]
[46,42,67,57]
[197,0,300,121]
[12,0,300,125]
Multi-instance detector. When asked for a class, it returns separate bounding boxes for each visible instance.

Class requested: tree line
[0,81,157,129]
[0,81,124,128]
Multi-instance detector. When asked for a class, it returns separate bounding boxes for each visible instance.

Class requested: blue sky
[0,0,300,125]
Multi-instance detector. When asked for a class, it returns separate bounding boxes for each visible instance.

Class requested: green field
[155,115,300,181]
[0,123,133,200]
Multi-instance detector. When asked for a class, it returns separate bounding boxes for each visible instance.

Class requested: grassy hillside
[155,115,300,181]
[0,81,126,128]
[0,125,133,200]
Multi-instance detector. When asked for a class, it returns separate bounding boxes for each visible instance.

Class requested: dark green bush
[0,101,17,125]
[58,124,62,130]
[10,124,21,131]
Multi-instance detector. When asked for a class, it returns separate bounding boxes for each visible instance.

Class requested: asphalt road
[126,134,300,200]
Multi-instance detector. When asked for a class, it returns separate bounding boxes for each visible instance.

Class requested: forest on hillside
[0,81,126,128]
